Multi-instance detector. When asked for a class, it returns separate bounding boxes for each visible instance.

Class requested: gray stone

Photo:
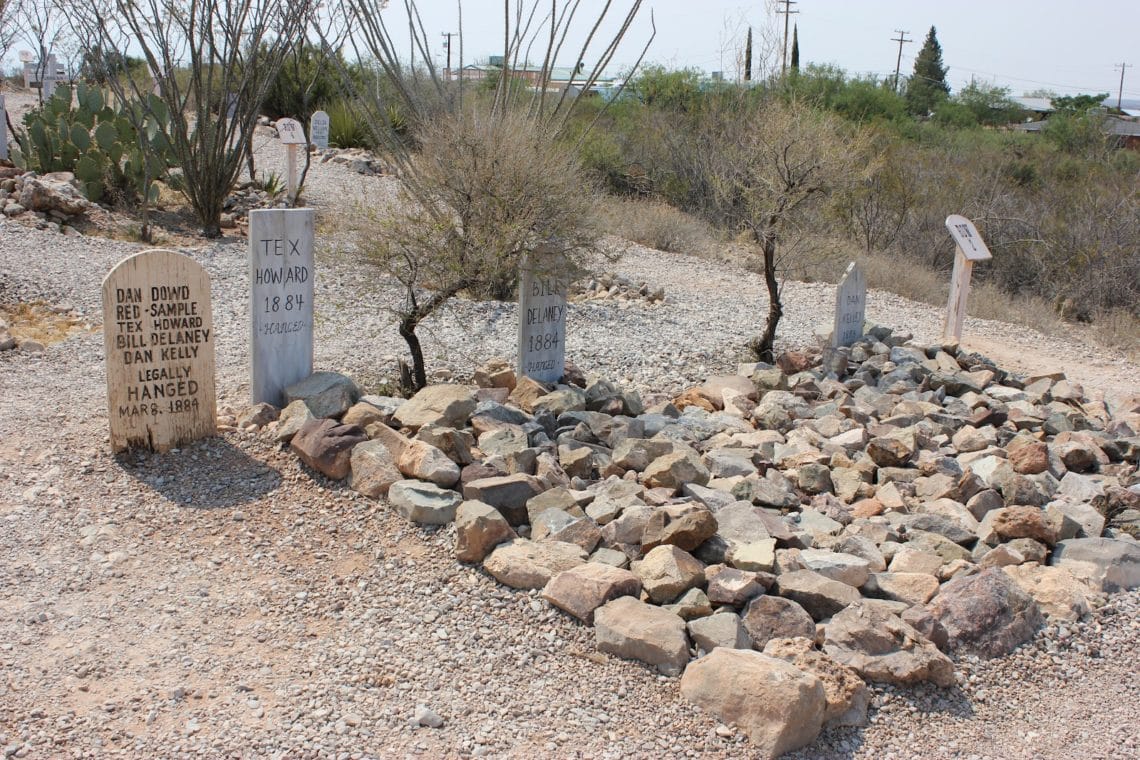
[387,480,462,525]
[688,611,751,653]
[927,568,1044,657]
[1048,538,1140,592]
[594,596,690,675]
[284,371,360,419]
[775,570,862,621]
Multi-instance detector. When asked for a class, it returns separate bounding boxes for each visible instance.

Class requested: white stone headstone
[831,262,866,347]
[225,93,239,120]
[310,110,330,150]
[0,94,8,161]
[517,254,568,384]
[248,209,315,406]
[102,249,217,452]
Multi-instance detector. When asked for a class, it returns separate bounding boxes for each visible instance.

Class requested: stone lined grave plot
[102,249,217,452]
[255,324,1140,756]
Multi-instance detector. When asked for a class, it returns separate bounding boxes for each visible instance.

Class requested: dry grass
[594,198,719,257]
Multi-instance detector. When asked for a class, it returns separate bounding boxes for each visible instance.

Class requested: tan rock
[483,539,587,589]
[823,603,956,686]
[634,545,706,604]
[508,376,550,412]
[762,637,870,728]
[454,500,517,563]
[862,572,940,606]
[349,440,404,498]
[542,563,641,623]
[680,648,826,756]
[1009,441,1049,475]
[595,596,690,675]
[396,439,461,488]
[1003,564,1090,622]
[642,451,710,491]
[392,384,476,430]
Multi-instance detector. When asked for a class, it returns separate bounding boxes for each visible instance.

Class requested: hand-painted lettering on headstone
[249,209,315,406]
[517,255,568,384]
[831,262,866,347]
[310,110,330,150]
[102,249,217,452]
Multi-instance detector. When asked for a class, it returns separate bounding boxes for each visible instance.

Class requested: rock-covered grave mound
[234,324,1140,758]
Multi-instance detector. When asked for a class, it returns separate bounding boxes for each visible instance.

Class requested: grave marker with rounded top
[0,94,8,160]
[831,261,866,347]
[310,110,330,150]
[275,117,307,199]
[249,208,315,406]
[943,214,992,342]
[102,249,217,452]
[517,253,568,384]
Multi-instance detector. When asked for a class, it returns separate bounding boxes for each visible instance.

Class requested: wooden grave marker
[102,249,217,452]
[310,110,330,150]
[517,254,568,384]
[275,117,307,199]
[831,261,866,347]
[943,214,992,342]
[248,208,315,406]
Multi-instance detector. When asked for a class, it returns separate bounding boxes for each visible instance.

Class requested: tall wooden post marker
[943,214,992,342]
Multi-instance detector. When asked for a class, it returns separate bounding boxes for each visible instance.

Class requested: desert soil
[1,87,1138,759]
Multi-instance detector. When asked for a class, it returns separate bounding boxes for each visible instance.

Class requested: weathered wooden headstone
[275,118,307,199]
[40,55,59,99]
[831,262,866,347]
[943,214,992,342]
[102,249,217,453]
[0,94,8,161]
[517,254,568,384]
[248,208,315,406]
[310,110,330,150]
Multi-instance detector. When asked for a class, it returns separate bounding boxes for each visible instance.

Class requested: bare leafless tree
[71,0,312,236]
[325,0,654,390]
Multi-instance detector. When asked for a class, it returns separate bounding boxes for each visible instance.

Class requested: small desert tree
[327,0,653,390]
[677,99,870,360]
[72,0,312,237]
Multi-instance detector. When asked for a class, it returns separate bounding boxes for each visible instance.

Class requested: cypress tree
[906,25,950,117]
[790,24,799,71]
[745,27,753,81]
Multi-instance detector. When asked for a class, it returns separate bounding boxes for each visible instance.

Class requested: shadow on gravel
[114,437,282,508]
[788,684,975,760]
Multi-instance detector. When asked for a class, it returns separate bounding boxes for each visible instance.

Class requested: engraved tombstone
[102,249,217,452]
[310,110,330,150]
[831,262,866,347]
[0,94,7,161]
[943,214,992,342]
[249,208,315,406]
[517,254,568,384]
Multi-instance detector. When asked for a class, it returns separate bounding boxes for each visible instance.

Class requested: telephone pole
[441,32,455,80]
[1115,62,1132,110]
[778,0,799,76]
[891,29,911,94]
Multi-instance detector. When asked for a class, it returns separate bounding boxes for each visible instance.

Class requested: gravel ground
[1,99,1139,759]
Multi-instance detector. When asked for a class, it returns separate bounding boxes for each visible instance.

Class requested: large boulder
[289,418,367,480]
[762,637,870,729]
[18,175,94,215]
[349,439,403,498]
[1048,538,1140,592]
[396,439,461,488]
[927,568,1043,657]
[392,384,477,430]
[1003,564,1091,622]
[823,603,955,687]
[680,648,826,757]
[387,480,462,525]
[483,539,587,589]
[541,563,641,623]
[594,596,690,675]
[454,500,517,563]
[284,371,360,419]
[462,474,546,526]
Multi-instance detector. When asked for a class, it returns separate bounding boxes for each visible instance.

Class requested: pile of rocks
[317,147,391,176]
[246,325,1139,757]
[0,169,94,234]
[571,272,665,305]
[220,181,283,228]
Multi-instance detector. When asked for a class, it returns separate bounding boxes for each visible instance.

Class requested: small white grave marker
[943,214,992,342]
[102,249,217,452]
[0,94,8,161]
[275,117,307,199]
[310,110,330,150]
[517,254,568,384]
[831,262,866,347]
[248,208,315,406]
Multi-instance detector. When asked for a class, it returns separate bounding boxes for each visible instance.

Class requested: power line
[890,29,910,94]
[777,0,799,77]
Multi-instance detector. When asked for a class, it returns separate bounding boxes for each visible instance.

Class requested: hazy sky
[392,0,1140,98]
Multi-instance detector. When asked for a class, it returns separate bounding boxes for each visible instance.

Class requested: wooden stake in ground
[943,214,992,342]
[102,249,217,453]
[274,118,307,201]
[248,209,315,406]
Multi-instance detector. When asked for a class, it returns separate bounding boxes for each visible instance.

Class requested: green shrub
[326,100,373,149]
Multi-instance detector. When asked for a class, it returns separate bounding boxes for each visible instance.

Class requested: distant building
[451,57,620,96]
[1014,113,1140,149]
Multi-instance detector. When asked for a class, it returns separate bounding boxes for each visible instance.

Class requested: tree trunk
[749,222,782,363]
[398,313,428,393]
